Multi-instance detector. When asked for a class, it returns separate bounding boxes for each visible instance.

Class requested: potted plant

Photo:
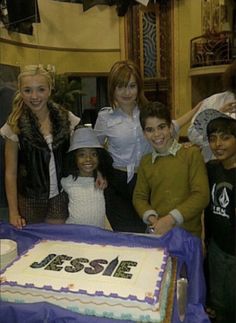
[52,74,85,116]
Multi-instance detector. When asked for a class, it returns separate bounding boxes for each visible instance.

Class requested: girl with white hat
[61,126,113,228]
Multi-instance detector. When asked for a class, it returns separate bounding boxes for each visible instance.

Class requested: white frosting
[0,240,172,322]
[0,239,17,270]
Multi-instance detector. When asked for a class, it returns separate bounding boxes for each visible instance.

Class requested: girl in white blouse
[95,60,202,233]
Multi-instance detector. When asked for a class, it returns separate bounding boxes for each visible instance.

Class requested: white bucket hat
[193,108,235,141]
[68,127,102,152]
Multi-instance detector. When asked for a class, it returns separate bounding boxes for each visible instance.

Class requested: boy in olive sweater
[133,102,209,237]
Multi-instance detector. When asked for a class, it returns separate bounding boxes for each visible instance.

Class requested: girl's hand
[219,101,236,114]
[182,141,193,149]
[95,171,108,190]
[9,214,26,229]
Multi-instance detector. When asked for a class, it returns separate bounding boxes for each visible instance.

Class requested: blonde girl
[0,65,80,228]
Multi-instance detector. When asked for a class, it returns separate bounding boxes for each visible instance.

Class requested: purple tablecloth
[0,222,210,323]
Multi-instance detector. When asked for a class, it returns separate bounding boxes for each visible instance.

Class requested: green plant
[52,74,85,114]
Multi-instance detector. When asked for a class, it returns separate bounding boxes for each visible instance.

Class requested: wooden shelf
[189,64,229,76]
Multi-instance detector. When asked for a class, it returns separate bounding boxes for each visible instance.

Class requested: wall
[171,0,201,131]
[0,1,231,124]
[0,0,125,74]
[172,0,233,135]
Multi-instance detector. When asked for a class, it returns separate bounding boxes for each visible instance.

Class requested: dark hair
[63,148,114,181]
[222,60,236,95]
[108,60,148,109]
[96,148,114,180]
[139,101,172,130]
[207,117,236,138]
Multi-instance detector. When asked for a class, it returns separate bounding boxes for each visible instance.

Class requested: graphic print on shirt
[211,182,232,219]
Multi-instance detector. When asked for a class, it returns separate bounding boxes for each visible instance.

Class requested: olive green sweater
[133,146,210,237]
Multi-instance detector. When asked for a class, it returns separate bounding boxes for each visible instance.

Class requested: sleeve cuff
[143,210,158,224]
[172,120,180,136]
[169,209,184,225]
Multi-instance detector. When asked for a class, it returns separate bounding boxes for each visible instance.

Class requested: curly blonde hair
[7,65,54,133]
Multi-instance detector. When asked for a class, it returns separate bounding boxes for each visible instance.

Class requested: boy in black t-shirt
[193,109,236,323]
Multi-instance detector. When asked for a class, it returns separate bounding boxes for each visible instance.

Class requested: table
[0,222,210,323]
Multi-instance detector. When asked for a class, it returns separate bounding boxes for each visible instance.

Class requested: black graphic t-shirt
[205,160,236,256]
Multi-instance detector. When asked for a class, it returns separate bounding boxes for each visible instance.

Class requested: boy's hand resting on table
[9,213,26,229]
[148,214,176,236]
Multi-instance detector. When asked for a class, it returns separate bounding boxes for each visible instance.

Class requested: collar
[115,105,139,117]
[152,139,182,163]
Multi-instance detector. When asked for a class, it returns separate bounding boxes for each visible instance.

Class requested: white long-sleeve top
[61,175,105,228]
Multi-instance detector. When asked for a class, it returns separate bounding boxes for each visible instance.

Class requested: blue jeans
[208,239,236,322]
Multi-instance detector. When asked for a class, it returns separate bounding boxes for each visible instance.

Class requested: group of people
[0,60,235,323]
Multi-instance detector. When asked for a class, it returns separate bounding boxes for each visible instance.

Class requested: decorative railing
[190,32,233,68]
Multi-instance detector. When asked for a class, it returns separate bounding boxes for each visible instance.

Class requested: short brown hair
[207,117,236,138]
[139,101,172,130]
